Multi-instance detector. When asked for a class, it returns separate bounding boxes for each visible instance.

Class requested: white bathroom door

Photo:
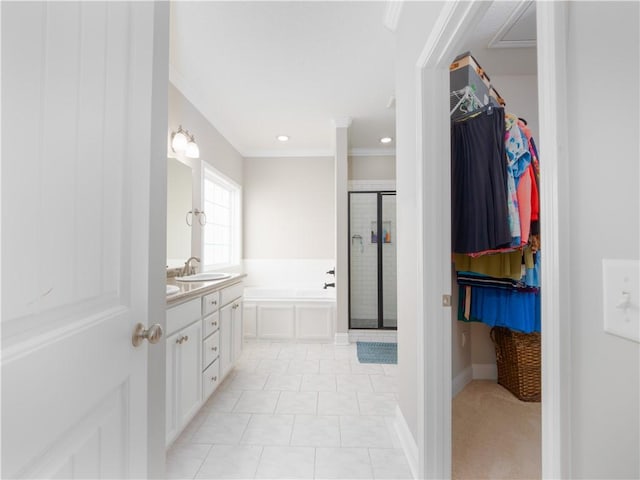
[1,2,168,478]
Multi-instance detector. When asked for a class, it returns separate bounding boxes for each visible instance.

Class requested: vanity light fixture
[185,133,200,158]
[171,125,189,152]
[276,135,290,142]
[380,136,393,144]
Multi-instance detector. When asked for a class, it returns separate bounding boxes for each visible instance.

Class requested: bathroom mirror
[167,157,193,268]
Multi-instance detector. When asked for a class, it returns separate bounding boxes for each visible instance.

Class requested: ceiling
[170,1,396,158]
[169,1,537,159]
[460,1,537,77]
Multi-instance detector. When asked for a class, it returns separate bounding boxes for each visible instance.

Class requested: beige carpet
[453,380,541,480]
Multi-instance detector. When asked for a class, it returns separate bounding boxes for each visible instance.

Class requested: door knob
[132,323,163,347]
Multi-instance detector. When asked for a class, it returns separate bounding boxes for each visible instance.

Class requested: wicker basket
[490,326,541,402]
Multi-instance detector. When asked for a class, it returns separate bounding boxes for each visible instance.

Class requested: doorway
[448,3,542,478]
[414,1,567,478]
[348,191,397,330]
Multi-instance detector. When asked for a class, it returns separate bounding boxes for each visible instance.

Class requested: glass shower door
[349,193,379,329]
[348,191,397,330]
[381,193,397,328]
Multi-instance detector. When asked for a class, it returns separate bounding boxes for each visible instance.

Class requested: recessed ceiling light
[277,135,289,142]
[380,137,393,144]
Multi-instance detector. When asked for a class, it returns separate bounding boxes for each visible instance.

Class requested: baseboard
[394,406,418,479]
[348,330,397,344]
[452,365,473,397]
[334,332,350,346]
[472,363,497,380]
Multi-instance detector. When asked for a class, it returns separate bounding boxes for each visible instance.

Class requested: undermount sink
[175,272,231,282]
[166,285,180,295]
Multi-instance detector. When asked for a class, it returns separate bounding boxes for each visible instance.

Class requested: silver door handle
[132,323,163,347]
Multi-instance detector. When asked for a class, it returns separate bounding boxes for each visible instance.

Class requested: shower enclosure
[348,191,397,329]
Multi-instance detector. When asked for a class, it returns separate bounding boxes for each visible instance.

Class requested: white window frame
[201,164,241,270]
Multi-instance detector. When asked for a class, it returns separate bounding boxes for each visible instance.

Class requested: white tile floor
[166,341,412,479]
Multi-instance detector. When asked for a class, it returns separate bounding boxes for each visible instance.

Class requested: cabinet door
[219,303,233,378]
[232,299,243,363]
[165,331,180,445]
[177,321,202,429]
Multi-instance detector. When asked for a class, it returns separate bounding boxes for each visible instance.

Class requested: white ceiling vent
[488,1,536,49]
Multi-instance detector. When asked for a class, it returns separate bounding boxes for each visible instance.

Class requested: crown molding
[384,1,404,32]
[331,117,352,129]
[242,147,396,159]
[242,149,334,159]
[348,147,396,157]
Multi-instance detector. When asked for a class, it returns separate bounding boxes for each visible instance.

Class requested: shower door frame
[347,190,397,330]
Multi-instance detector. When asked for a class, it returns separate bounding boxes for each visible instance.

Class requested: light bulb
[185,135,200,158]
[171,126,188,152]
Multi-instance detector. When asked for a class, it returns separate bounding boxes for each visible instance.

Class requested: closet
[449,47,542,479]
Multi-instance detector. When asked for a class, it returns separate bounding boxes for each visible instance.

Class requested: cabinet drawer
[202,291,220,316]
[220,282,243,307]
[203,359,220,400]
[203,311,220,338]
[203,330,220,369]
[166,298,201,336]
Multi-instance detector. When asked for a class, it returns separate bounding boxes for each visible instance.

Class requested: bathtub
[243,287,336,342]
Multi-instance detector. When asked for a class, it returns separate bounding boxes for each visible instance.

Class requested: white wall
[395,0,445,442]
[243,156,335,260]
[349,155,396,180]
[491,74,539,141]
[565,3,639,477]
[168,84,244,272]
[168,83,243,186]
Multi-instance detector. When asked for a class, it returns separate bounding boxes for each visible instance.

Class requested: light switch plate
[602,259,640,343]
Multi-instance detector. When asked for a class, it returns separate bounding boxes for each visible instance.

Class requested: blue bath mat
[356,342,397,364]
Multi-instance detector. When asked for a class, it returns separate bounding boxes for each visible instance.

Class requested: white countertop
[166,273,246,307]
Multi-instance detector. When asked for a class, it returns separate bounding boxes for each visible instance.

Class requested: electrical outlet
[603,259,639,343]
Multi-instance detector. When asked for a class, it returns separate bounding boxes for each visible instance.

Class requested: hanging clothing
[516,163,532,244]
[451,107,512,254]
[457,285,541,333]
[453,251,523,280]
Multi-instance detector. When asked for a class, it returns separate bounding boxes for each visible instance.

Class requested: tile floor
[166,341,412,479]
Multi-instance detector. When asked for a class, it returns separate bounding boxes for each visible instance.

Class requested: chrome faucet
[182,256,200,276]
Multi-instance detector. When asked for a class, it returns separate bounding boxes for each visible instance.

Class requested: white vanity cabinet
[165,298,202,445]
[201,290,221,401]
[219,283,244,378]
[166,280,244,447]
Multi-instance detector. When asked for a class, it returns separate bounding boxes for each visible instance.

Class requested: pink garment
[529,164,539,221]
[516,164,532,244]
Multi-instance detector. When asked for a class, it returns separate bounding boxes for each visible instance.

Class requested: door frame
[147,1,171,478]
[414,1,571,478]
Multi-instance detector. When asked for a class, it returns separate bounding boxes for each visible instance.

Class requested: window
[202,166,241,269]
